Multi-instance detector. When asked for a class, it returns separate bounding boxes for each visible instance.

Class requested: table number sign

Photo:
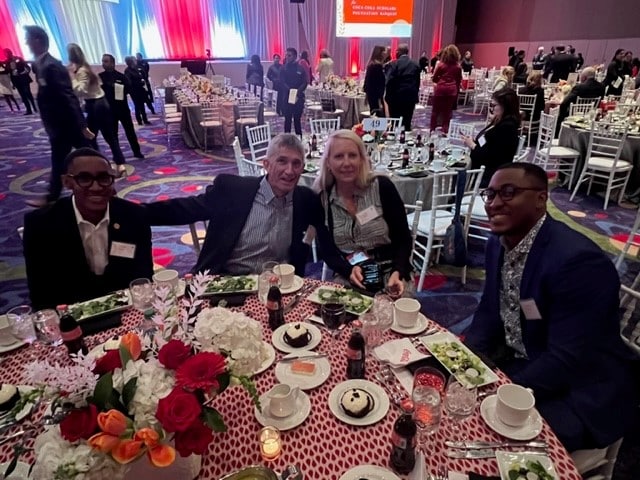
[363,117,389,132]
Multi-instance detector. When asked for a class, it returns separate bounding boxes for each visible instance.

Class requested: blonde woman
[316,49,334,84]
[313,129,413,296]
[493,66,515,91]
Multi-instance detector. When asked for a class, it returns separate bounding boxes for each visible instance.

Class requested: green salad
[430,341,487,386]
[69,291,129,319]
[316,287,372,314]
[205,276,256,293]
[507,460,554,480]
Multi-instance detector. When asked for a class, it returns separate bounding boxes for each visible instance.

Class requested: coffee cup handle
[525,387,534,394]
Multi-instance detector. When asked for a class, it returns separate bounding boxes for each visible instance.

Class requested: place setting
[254,383,312,431]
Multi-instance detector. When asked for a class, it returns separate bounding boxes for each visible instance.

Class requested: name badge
[477,135,487,147]
[520,298,542,320]
[110,241,136,259]
[613,76,623,89]
[355,205,380,225]
[114,83,125,101]
[288,88,298,104]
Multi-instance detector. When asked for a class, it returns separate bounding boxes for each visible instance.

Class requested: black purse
[441,170,468,267]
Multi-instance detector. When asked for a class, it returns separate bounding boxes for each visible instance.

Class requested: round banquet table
[0,280,582,479]
[306,86,367,129]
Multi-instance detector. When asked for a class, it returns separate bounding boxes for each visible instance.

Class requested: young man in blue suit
[465,162,638,452]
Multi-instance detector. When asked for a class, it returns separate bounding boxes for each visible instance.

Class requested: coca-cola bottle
[399,126,406,144]
[346,329,365,379]
[401,148,410,169]
[416,133,423,147]
[389,406,417,475]
[57,305,88,356]
[266,281,285,331]
[428,142,435,163]
[311,134,318,152]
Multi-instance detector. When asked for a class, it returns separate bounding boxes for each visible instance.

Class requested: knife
[0,429,25,447]
[445,440,548,450]
[446,449,548,459]
[279,353,328,363]
[283,284,313,313]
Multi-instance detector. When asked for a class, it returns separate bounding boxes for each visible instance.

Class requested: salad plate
[306,286,373,315]
[68,290,130,322]
[496,450,557,480]
[203,275,258,295]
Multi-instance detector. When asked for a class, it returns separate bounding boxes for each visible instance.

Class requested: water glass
[258,261,281,304]
[413,385,442,456]
[321,302,345,330]
[373,292,394,333]
[33,309,63,346]
[6,305,36,344]
[361,312,383,349]
[130,278,155,311]
[444,376,477,440]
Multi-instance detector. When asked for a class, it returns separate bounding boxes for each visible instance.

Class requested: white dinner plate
[274,351,331,390]
[339,465,401,480]
[271,322,322,353]
[254,390,311,431]
[68,290,131,322]
[495,450,558,480]
[306,285,373,315]
[0,461,30,479]
[328,380,390,426]
[87,335,122,359]
[0,338,27,354]
[252,342,276,376]
[480,395,543,441]
[391,312,430,335]
[0,386,37,423]
[280,275,304,295]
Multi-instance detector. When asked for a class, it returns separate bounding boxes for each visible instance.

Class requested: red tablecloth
[0,281,581,479]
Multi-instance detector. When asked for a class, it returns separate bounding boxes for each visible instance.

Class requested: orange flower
[97,410,128,436]
[148,443,176,467]
[120,332,142,360]
[134,428,160,448]
[88,432,120,453]
[112,439,144,464]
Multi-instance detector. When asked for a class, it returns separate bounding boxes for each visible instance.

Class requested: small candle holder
[259,426,281,461]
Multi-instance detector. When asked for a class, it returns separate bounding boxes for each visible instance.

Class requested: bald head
[581,67,596,82]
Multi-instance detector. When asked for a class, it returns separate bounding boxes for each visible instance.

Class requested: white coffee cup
[266,384,300,418]
[432,159,445,171]
[275,264,295,289]
[495,384,535,427]
[0,315,16,346]
[394,298,421,328]
[153,269,179,289]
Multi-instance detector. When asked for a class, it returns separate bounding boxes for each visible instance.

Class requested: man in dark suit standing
[385,44,420,131]
[465,163,638,452]
[280,48,308,136]
[557,67,605,127]
[99,54,144,159]
[23,148,154,309]
[135,52,155,115]
[144,133,352,278]
[24,26,94,207]
[546,45,574,83]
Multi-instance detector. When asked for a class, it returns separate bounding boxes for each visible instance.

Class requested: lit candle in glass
[259,426,281,461]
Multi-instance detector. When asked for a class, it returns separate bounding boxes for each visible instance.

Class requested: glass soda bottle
[389,405,417,475]
[346,329,365,379]
[57,305,88,356]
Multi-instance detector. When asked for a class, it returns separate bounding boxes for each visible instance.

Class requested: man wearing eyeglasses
[23,148,153,309]
[465,163,638,452]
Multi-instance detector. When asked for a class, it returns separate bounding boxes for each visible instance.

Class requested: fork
[435,464,448,480]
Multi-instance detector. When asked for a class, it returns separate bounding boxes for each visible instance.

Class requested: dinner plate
[495,450,558,480]
[391,312,430,335]
[0,386,37,425]
[0,338,27,354]
[254,390,311,431]
[203,275,259,295]
[252,342,276,376]
[339,465,401,480]
[328,380,389,426]
[68,290,131,322]
[0,461,30,479]
[306,286,373,315]
[480,395,543,441]
[274,351,331,390]
[280,275,304,295]
[271,322,322,353]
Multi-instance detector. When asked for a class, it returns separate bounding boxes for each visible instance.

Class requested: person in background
[604,49,626,96]
[514,61,529,85]
[518,70,545,123]
[461,50,474,74]
[266,54,283,115]
[465,162,638,452]
[99,54,144,159]
[135,52,155,115]
[4,48,36,115]
[622,51,633,77]
[0,56,20,112]
[464,88,520,187]
[313,129,413,297]
[430,50,441,71]
[532,47,546,70]
[546,45,574,83]
[299,50,313,84]
[543,46,556,79]
[384,43,420,131]
[576,53,585,71]
[316,49,334,84]
[430,44,462,134]
[245,54,264,98]
[568,46,578,72]
[23,148,153,309]
[418,50,429,74]
[363,45,386,117]
[24,25,93,207]
[557,67,605,128]
[124,56,150,126]
[492,66,515,91]
[383,46,393,74]
[508,49,521,68]
[630,57,640,78]
[280,47,308,136]
[67,43,127,177]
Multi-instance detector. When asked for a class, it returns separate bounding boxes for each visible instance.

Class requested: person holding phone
[313,129,413,296]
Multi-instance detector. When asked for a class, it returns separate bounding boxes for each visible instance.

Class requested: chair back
[383,117,403,134]
[534,112,559,169]
[309,118,340,135]
[586,121,629,168]
[246,124,271,164]
[569,102,596,117]
[232,136,250,176]
[517,93,537,118]
[549,105,560,118]
[513,135,528,161]
[576,96,600,107]
[319,89,337,112]
[461,167,486,231]
[404,200,423,263]
[201,102,221,124]
[418,88,431,106]
[448,121,475,143]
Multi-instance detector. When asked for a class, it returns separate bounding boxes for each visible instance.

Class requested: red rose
[60,404,99,442]
[176,352,226,391]
[93,350,122,375]
[155,388,201,432]
[158,340,192,370]
[174,420,213,457]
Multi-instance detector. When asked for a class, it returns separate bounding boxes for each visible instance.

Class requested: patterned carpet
[0,102,639,478]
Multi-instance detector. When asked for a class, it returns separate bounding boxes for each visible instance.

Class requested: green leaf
[122,377,138,409]
[93,373,114,410]
[235,375,261,411]
[119,344,132,367]
[202,406,226,432]
[217,372,230,393]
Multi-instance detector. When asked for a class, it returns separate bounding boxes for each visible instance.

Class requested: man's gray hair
[266,133,304,160]
[581,67,596,81]
[397,44,409,56]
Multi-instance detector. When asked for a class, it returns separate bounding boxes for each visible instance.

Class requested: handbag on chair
[442,170,467,267]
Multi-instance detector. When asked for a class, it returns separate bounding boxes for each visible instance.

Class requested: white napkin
[408,451,427,480]
[373,338,427,367]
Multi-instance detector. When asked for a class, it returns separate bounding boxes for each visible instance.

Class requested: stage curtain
[209,0,246,58]
[156,0,210,58]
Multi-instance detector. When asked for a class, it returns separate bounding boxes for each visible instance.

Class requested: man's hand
[82,128,96,140]
[349,266,365,289]
[386,271,404,298]
[463,135,476,149]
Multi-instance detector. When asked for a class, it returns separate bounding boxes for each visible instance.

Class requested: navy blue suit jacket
[465,216,638,448]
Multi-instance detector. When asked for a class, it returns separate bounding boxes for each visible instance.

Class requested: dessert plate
[254,390,311,431]
[275,351,331,390]
[339,465,401,480]
[271,322,321,353]
[0,338,27,354]
[328,379,389,426]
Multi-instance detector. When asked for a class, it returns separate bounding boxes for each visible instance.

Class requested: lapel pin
[113,223,120,230]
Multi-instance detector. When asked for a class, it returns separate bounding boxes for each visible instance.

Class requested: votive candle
[259,426,281,461]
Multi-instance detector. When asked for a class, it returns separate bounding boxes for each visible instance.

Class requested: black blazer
[144,174,352,278]
[558,78,605,124]
[548,53,574,83]
[23,197,153,310]
[470,118,520,187]
[32,52,86,139]
[363,62,385,111]
[385,55,421,104]
[99,70,133,112]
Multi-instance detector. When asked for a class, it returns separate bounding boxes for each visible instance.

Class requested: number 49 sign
[363,117,388,132]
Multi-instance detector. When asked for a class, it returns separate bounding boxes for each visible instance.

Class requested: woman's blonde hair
[526,70,542,88]
[502,66,515,81]
[313,129,372,193]
[67,43,99,87]
[440,44,461,65]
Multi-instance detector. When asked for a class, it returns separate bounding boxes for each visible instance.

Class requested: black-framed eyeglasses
[480,185,545,202]
[489,102,498,110]
[67,172,115,188]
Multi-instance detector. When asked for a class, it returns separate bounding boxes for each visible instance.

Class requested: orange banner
[343,0,413,25]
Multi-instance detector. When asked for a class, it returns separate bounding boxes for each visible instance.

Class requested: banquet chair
[232,135,259,177]
[513,135,529,162]
[533,113,580,188]
[262,89,279,134]
[457,76,475,106]
[319,90,345,121]
[408,168,485,291]
[576,96,601,107]
[615,206,640,270]
[619,285,640,357]
[413,88,432,126]
[517,93,539,146]
[383,117,403,135]
[473,77,491,114]
[569,103,596,118]
[570,121,631,209]
[404,201,423,265]
[246,124,271,166]
[199,102,223,152]
[235,98,261,145]
[447,121,475,145]
[309,118,340,136]
[571,438,624,480]
[188,221,209,255]
[164,104,183,148]
[305,89,323,120]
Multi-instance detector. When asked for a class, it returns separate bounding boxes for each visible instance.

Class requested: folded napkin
[467,473,500,480]
[373,338,427,367]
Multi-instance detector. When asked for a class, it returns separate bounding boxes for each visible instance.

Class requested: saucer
[254,390,311,431]
[271,322,322,353]
[0,338,27,354]
[480,394,543,441]
[280,275,304,295]
[391,313,430,335]
[339,465,401,480]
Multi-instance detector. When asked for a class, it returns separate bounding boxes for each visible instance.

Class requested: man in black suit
[557,67,605,128]
[23,148,154,310]
[532,47,546,70]
[24,25,94,207]
[546,45,574,83]
[135,52,155,115]
[384,44,420,131]
[145,134,352,278]
[280,48,308,136]
[99,54,144,159]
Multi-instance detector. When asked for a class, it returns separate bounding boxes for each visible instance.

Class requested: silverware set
[283,283,316,313]
[373,365,409,408]
[444,439,549,459]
